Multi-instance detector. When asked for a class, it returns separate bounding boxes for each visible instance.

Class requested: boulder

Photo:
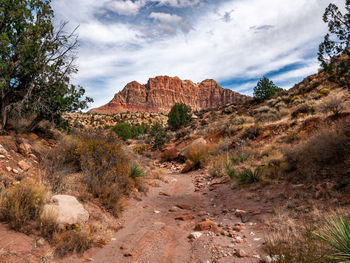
[43,195,89,226]
[18,160,30,171]
[188,232,203,239]
[195,220,221,234]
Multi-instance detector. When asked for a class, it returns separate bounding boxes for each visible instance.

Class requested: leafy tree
[253,77,282,102]
[318,0,350,90]
[168,103,192,130]
[0,0,92,131]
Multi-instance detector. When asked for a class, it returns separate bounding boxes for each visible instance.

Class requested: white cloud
[151,0,200,7]
[51,0,345,109]
[106,0,146,15]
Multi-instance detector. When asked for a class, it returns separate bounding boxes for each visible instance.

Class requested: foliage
[130,164,145,178]
[235,168,262,184]
[291,103,315,119]
[225,161,236,179]
[0,179,47,230]
[112,122,148,140]
[168,103,192,130]
[316,212,350,261]
[253,77,283,102]
[318,0,350,90]
[149,122,168,150]
[0,0,93,131]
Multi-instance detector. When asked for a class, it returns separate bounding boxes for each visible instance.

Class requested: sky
[51,0,345,109]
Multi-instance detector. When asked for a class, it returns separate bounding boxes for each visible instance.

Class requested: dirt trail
[88,163,269,263]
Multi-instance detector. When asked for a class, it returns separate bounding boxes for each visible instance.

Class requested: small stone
[6,166,11,172]
[235,209,247,218]
[154,210,161,214]
[159,192,170,197]
[36,238,45,247]
[169,206,180,212]
[176,204,191,210]
[175,215,195,221]
[234,248,247,258]
[111,238,116,241]
[0,144,8,155]
[18,160,30,171]
[124,252,133,257]
[188,232,203,239]
[0,155,5,159]
[12,169,19,174]
[120,246,128,250]
[18,142,31,156]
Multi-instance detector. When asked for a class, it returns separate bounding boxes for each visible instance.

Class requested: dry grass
[0,179,47,230]
[284,120,350,184]
[184,142,212,170]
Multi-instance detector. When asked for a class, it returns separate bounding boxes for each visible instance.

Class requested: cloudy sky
[52,0,344,109]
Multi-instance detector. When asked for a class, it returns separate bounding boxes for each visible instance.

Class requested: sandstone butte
[90,76,250,114]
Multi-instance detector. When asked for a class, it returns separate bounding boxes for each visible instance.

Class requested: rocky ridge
[91,76,250,114]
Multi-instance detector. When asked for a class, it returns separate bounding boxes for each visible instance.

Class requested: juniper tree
[0,0,92,131]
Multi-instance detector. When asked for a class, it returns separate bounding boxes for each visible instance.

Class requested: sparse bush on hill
[112,122,149,140]
[168,103,192,130]
[318,95,344,116]
[0,179,47,230]
[184,143,211,171]
[284,120,350,183]
[253,77,283,102]
[291,103,315,119]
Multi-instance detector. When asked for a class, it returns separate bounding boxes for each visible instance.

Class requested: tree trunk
[27,114,43,132]
[0,98,9,131]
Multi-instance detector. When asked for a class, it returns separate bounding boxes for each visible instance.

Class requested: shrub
[240,125,261,140]
[230,116,254,126]
[284,120,350,183]
[76,133,133,215]
[160,148,179,162]
[234,168,262,184]
[133,144,149,155]
[54,225,93,257]
[225,161,236,179]
[0,179,47,230]
[253,77,283,102]
[291,103,315,119]
[184,143,211,170]
[168,103,192,130]
[112,122,147,140]
[149,122,168,150]
[318,95,344,116]
[130,164,145,178]
[316,212,350,261]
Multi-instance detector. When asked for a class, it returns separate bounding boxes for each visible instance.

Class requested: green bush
[253,77,283,102]
[235,168,262,184]
[130,164,145,178]
[149,122,168,150]
[168,103,192,130]
[225,162,236,179]
[112,122,148,140]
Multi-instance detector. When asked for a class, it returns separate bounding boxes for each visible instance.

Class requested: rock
[154,210,161,214]
[195,220,221,234]
[175,215,195,221]
[6,166,11,172]
[232,224,245,232]
[124,252,133,257]
[0,144,8,155]
[234,248,247,258]
[0,155,5,159]
[235,209,247,218]
[43,195,89,226]
[18,142,31,156]
[159,192,170,197]
[18,160,30,171]
[169,206,180,212]
[176,204,192,210]
[90,76,250,114]
[120,246,128,250]
[36,238,45,247]
[181,160,195,173]
[12,169,19,174]
[188,232,203,239]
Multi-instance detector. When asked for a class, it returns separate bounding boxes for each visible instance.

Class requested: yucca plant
[236,167,262,184]
[225,162,236,179]
[316,213,350,262]
[130,164,145,178]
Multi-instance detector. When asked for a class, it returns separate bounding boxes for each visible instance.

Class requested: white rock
[0,144,8,155]
[43,195,89,227]
[154,210,161,214]
[188,232,203,239]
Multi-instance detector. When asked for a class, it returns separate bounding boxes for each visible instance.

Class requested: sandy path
[92,168,204,263]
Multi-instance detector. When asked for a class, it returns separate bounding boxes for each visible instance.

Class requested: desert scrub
[130,164,145,178]
[0,179,47,230]
[230,115,254,126]
[208,154,227,177]
[184,142,211,171]
[284,120,350,183]
[291,103,315,119]
[240,125,261,140]
[236,168,261,184]
[318,94,344,116]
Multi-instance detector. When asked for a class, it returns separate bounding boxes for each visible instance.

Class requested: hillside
[90,76,250,114]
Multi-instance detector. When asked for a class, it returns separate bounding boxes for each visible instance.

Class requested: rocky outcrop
[91,76,250,114]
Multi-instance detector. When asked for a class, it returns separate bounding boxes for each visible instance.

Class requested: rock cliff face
[91,76,250,114]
